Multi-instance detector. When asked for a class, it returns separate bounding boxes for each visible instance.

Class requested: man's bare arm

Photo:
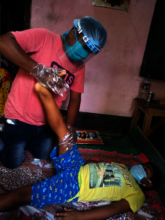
[0,33,37,72]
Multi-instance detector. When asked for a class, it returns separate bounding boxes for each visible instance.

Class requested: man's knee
[30,136,55,159]
[2,157,25,169]
[2,142,26,169]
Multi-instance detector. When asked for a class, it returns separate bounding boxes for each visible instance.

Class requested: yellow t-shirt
[78,162,145,213]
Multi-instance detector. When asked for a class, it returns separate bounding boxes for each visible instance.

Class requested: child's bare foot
[35,82,52,97]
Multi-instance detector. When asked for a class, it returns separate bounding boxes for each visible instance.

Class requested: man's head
[130,162,162,190]
[73,16,107,49]
[60,16,107,72]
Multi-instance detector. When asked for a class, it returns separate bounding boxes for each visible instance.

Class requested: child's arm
[0,185,32,212]
[55,199,131,220]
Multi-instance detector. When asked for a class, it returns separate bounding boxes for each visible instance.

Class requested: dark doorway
[0,0,32,35]
[140,0,165,81]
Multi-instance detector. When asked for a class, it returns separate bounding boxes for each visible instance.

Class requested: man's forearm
[0,33,37,72]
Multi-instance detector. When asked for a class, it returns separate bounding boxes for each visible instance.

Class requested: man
[0,16,107,169]
[0,82,161,220]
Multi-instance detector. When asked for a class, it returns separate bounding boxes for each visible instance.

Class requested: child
[0,83,160,220]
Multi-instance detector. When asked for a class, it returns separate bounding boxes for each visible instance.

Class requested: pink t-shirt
[4,28,85,125]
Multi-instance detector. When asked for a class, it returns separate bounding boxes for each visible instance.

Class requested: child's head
[142,162,162,190]
[130,162,162,191]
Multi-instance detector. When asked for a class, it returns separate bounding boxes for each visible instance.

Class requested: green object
[77,126,165,203]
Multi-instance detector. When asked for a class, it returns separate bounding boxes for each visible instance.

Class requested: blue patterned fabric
[31,144,86,208]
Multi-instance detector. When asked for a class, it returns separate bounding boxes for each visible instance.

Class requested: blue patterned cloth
[31,144,86,208]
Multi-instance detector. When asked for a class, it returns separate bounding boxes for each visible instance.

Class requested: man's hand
[55,208,83,220]
[31,64,69,96]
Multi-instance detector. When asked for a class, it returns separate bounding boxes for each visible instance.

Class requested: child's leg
[35,82,68,143]
[35,83,76,155]
[0,185,32,212]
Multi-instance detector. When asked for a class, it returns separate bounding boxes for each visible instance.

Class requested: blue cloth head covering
[73,16,107,49]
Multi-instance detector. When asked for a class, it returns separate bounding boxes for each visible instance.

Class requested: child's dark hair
[143,162,162,191]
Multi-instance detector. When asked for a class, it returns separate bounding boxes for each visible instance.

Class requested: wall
[31,0,164,117]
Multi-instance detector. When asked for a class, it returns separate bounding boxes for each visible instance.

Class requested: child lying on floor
[0,83,161,220]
